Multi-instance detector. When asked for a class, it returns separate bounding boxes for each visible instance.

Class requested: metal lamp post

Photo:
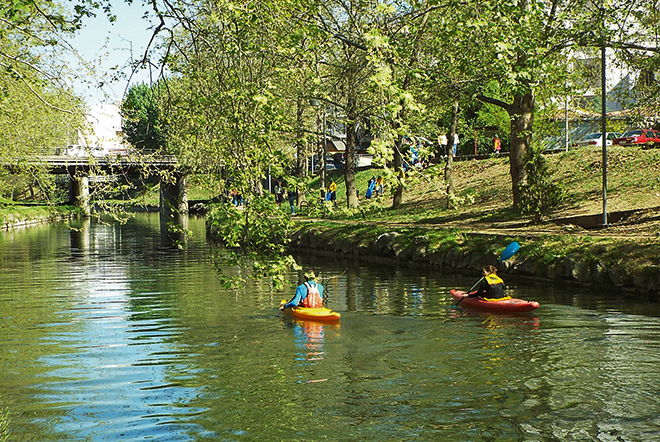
[601,5,608,226]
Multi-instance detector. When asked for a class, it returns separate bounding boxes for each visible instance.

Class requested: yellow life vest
[484,296,512,302]
[485,274,504,285]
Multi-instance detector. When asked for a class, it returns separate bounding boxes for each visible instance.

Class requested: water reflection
[160,212,189,247]
[69,217,90,258]
[3,215,660,441]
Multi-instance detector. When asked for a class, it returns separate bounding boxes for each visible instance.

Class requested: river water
[2,213,660,441]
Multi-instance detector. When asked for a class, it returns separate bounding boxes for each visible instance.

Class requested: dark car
[612,129,660,147]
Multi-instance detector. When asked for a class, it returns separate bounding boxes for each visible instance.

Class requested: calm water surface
[1,213,660,441]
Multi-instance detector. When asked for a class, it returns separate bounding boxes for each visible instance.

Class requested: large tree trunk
[508,92,535,208]
[392,135,406,208]
[295,98,307,179]
[344,100,358,208]
[477,90,535,208]
[444,96,459,209]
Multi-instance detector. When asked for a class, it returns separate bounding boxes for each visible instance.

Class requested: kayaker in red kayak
[280,270,325,311]
[470,265,507,299]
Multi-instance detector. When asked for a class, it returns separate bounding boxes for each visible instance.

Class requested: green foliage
[0,0,88,203]
[518,153,564,222]
[207,196,296,290]
[0,406,8,442]
[121,82,168,153]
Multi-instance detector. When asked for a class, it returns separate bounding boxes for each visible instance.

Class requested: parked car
[63,145,89,157]
[91,146,107,157]
[571,132,621,148]
[612,129,660,147]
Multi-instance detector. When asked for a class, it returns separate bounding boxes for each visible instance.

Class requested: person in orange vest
[280,270,325,310]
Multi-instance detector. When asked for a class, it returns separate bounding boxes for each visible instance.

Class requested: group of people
[273,179,297,214]
[438,133,460,157]
[280,264,507,313]
[324,176,384,203]
[438,132,502,156]
[364,175,384,199]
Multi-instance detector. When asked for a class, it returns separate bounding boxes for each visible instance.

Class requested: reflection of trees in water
[335,267,437,315]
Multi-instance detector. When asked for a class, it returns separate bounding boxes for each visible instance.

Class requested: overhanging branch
[476,94,511,113]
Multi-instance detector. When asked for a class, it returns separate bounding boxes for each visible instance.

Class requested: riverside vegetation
[7,145,660,295]
[283,145,660,296]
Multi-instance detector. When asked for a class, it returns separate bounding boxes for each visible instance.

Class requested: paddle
[454,241,520,307]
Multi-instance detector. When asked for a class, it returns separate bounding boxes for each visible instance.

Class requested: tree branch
[0,62,73,113]
[476,94,511,112]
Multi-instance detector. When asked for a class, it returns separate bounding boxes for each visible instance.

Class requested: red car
[612,129,660,147]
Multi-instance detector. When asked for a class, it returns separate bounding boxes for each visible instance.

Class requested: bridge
[38,155,178,174]
[32,155,188,218]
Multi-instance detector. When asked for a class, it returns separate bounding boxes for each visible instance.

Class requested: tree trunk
[508,91,535,208]
[344,102,358,208]
[392,135,405,208]
[445,96,459,209]
[294,97,307,205]
[477,90,535,208]
[295,97,307,178]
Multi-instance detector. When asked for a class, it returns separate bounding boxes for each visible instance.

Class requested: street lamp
[600,3,608,226]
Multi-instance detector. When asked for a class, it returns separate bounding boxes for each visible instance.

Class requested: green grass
[303,145,660,224]
[0,204,78,225]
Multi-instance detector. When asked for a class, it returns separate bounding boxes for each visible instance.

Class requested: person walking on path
[274,179,284,205]
[365,176,376,199]
[376,176,384,196]
[287,188,297,215]
[438,133,448,157]
[327,180,337,204]
[494,135,501,155]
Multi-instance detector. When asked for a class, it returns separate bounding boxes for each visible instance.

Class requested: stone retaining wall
[1,212,77,230]
[289,227,660,295]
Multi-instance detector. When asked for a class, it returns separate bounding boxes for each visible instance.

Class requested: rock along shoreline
[288,223,660,297]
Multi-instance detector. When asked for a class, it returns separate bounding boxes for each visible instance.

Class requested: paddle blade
[498,241,520,262]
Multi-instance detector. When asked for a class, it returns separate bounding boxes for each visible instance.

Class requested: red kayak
[450,290,540,312]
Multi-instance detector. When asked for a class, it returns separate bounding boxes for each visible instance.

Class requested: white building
[79,103,127,154]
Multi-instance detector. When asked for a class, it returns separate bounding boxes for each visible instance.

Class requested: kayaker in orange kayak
[470,265,507,299]
[280,270,325,310]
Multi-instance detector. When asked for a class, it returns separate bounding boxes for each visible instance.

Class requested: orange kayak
[451,290,540,312]
[280,300,341,322]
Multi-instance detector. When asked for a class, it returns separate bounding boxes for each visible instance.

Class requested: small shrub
[519,153,564,222]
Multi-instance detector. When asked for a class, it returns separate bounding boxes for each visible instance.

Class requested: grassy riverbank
[293,145,660,293]
[0,202,79,228]
[308,145,660,226]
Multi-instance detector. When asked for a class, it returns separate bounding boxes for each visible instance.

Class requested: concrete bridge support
[159,174,189,245]
[159,173,188,216]
[69,174,90,216]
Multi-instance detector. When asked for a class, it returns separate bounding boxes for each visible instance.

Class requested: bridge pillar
[159,174,189,245]
[69,174,91,216]
[159,173,188,216]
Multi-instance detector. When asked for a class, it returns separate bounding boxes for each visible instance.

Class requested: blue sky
[65,1,158,105]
